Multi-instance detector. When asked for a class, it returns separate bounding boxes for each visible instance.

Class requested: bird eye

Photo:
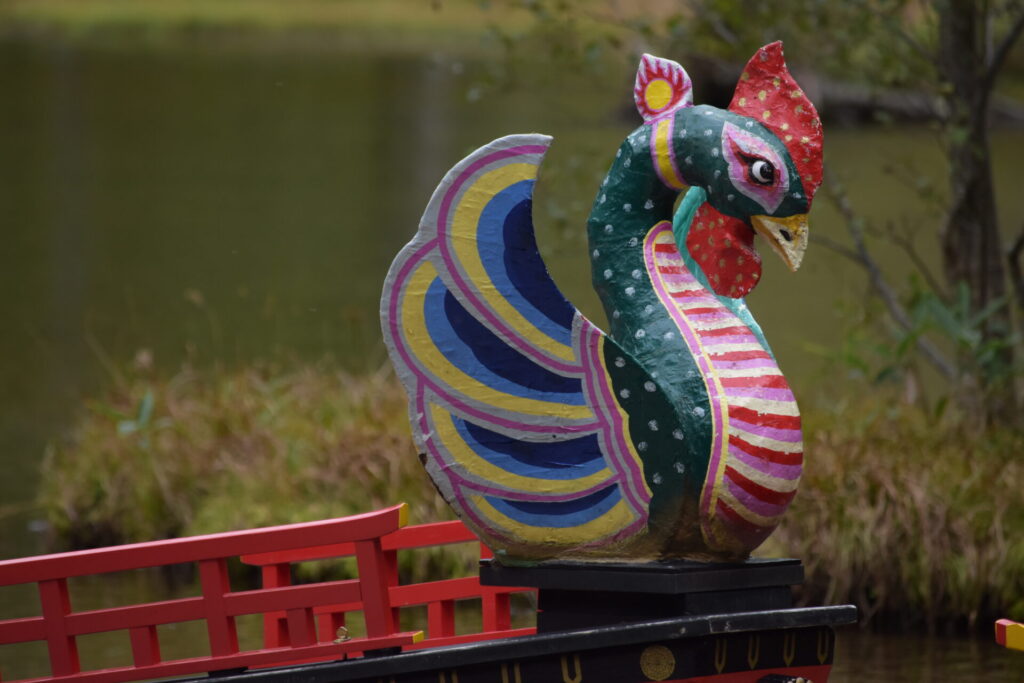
[749,159,775,185]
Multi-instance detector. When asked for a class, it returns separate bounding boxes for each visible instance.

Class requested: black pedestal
[480,558,804,633]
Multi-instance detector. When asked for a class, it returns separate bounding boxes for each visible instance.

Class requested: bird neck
[587,130,680,242]
[672,188,773,356]
[586,125,773,361]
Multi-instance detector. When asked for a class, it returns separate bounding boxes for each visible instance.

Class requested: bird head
[634,43,823,298]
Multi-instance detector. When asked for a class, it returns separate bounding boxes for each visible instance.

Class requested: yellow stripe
[428,403,613,495]
[654,120,686,190]
[468,493,640,546]
[402,260,593,421]
[449,163,576,364]
[726,456,801,493]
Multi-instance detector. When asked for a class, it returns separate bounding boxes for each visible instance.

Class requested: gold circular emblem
[639,645,675,681]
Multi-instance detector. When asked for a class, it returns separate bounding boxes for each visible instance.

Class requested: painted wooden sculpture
[381,42,823,564]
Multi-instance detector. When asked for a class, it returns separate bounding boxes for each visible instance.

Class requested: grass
[0,0,536,55]
[38,358,466,581]
[38,358,1024,629]
[763,401,1024,630]
[0,0,680,57]
[0,0,511,33]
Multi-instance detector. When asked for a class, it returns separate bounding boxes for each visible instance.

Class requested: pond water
[1,37,1023,679]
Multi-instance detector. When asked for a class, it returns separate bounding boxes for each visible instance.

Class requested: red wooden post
[428,600,455,638]
[285,608,317,648]
[199,559,239,656]
[482,591,511,632]
[129,625,161,667]
[37,579,79,677]
[384,548,401,628]
[261,564,291,647]
[318,611,345,644]
[478,541,509,632]
[354,539,396,638]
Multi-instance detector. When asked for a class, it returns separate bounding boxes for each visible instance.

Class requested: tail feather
[382,135,676,557]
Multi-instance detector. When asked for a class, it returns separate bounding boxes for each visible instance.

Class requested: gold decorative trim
[714,638,728,673]
[783,632,797,666]
[501,662,522,683]
[639,645,675,681]
[746,634,761,669]
[561,653,583,683]
[817,628,831,664]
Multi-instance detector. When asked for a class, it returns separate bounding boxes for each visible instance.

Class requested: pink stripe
[714,358,780,371]
[454,472,617,503]
[679,299,721,311]
[729,443,803,481]
[730,417,803,443]
[579,321,651,516]
[724,387,796,402]
[688,311,735,324]
[435,144,579,375]
[725,477,787,519]
[699,334,759,345]
[661,272,698,286]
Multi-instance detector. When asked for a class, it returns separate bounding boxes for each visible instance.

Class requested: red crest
[691,42,822,299]
[728,41,823,203]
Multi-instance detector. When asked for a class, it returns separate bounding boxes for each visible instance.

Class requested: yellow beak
[750,214,809,272]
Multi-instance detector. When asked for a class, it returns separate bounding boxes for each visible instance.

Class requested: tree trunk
[937,0,1015,423]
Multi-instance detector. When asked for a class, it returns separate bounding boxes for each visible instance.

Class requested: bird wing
[381,135,688,559]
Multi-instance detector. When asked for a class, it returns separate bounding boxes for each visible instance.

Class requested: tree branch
[982,5,1024,94]
[889,223,950,302]
[879,10,934,65]
[814,234,864,264]
[824,173,957,380]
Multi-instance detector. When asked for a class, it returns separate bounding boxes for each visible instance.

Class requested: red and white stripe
[649,232,803,551]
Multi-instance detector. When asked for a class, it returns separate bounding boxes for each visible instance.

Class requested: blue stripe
[476,180,575,347]
[485,486,621,528]
[454,416,607,481]
[423,277,585,404]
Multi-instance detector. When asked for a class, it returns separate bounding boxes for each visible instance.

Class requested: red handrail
[240,520,535,654]
[0,505,535,683]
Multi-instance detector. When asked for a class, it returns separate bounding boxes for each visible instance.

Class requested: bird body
[381,43,822,564]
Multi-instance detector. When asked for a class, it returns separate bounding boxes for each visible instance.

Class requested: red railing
[0,504,535,683]
[240,518,535,653]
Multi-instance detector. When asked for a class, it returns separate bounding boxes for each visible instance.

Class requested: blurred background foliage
[2,0,1023,635]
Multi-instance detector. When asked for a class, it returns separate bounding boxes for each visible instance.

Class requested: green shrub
[39,359,466,582]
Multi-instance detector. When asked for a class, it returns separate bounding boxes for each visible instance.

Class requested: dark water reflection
[1,38,1023,680]
[833,627,1024,681]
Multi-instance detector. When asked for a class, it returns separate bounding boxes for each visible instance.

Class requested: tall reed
[764,403,1024,630]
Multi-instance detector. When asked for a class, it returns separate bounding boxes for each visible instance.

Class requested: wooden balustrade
[0,505,534,683]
